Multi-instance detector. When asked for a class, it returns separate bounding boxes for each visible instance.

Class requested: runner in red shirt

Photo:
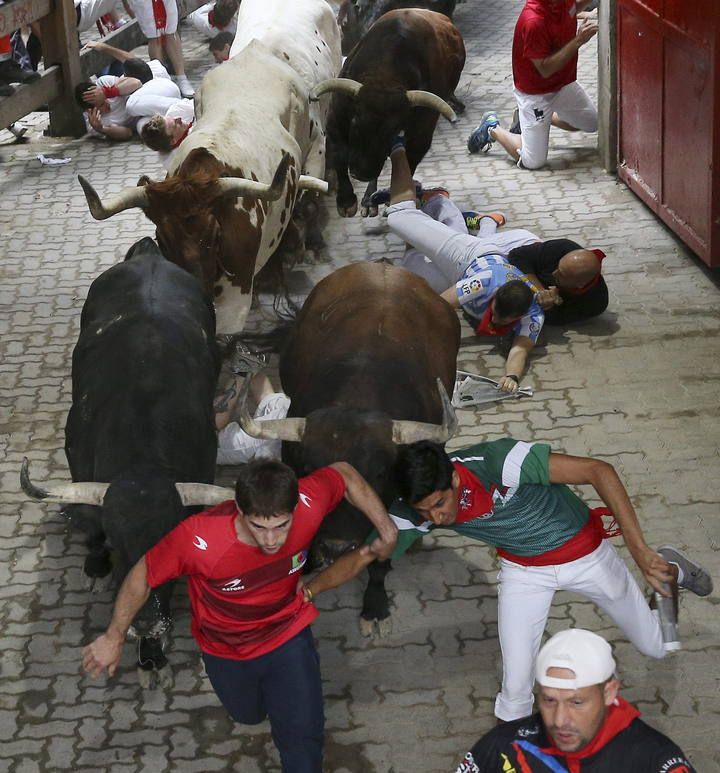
[82,459,398,773]
[468,0,599,169]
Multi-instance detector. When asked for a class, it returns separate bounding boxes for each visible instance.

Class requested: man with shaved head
[507,236,608,325]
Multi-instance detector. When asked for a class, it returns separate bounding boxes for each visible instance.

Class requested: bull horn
[406,90,458,124]
[236,374,306,442]
[174,483,235,506]
[20,458,109,505]
[215,151,292,202]
[298,175,329,194]
[391,378,458,445]
[309,77,363,102]
[78,175,149,220]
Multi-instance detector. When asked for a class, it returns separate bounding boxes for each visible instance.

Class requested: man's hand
[367,530,397,561]
[82,632,125,678]
[576,18,599,45]
[497,375,520,393]
[636,547,675,597]
[536,287,562,310]
[83,40,106,51]
[83,86,107,107]
[87,108,105,133]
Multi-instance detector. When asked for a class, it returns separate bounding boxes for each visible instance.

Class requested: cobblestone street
[1,1,719,771]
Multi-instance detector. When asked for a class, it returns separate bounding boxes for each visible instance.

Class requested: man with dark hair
[456,628,697,772]
[82,459,397,773]
[208,30,235,63]
[188,0,239,40]
[390,439,712,723]
[385,140,544,391]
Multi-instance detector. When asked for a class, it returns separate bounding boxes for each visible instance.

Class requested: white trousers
[515,80,598,170]
[126,77,181,118]
[128,0,178,37]
[495,539,665,721]
[216,393,290,465]
[75,0,120,31]
[388,199,540,291]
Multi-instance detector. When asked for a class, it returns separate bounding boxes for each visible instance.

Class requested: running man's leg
[262,627,325,773]
[495,560,558,720]
[202,651,267,724]
[559,540,665,659]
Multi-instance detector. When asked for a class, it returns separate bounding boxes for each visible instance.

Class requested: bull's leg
[329,141,358,217]
[360,179,379,218]
[360,559,393,638]
[62,504,112,581]
[137,635,174,689]
[447,91,465,115]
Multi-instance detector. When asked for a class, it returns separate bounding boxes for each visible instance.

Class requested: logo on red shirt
[193,535,208,551]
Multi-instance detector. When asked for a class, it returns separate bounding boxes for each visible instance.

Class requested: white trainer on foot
[173,74,195,98]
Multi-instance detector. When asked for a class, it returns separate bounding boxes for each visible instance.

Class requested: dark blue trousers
[202,627,324,773]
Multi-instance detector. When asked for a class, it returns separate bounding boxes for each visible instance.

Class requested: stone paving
[2,1,720,771]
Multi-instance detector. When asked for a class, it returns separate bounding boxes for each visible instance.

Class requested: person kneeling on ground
[385,138,543,393]
[455,628,697,772]
[82,458,398,773]
[389,439,712,722]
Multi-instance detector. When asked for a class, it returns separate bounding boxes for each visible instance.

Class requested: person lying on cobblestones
[75,54,181,141]
[139,97,195,166]
[467,0,599,169]
[385,140,543,393]
[377,172,608,326]
[82,459,397,773]
[455,628,697,772]
[389,439,712,722]
[209,30,235,63]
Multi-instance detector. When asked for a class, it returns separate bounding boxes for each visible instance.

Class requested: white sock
[669,561,684,585]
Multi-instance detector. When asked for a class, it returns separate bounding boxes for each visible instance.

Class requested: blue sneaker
[467,111,500,154]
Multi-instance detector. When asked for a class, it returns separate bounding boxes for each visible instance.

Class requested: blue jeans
[202,627,324,773]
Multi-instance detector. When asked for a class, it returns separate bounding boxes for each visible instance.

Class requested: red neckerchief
[452,463,494,524]
[474,300,519,337]
[170,121,193,149]
[564,249,606,296]
[208,8,216,27]
[540,697,640,773]
[152,0,167,31]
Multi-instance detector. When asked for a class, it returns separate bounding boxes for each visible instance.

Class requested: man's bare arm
[81,557,151,678]
[329,462,398,560]
[548,453,673,595]
[303,546,378,601]
[531,19,598,79]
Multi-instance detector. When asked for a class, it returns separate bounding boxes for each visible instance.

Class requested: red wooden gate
[617,0,719,266]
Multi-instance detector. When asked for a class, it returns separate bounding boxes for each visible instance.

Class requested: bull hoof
[156,663,174,689]
[137,667,154,690]
[359,204,379,218]
[84,572,112,594]
[359,617,375,638]
[377,617,393,638]
[337,200,358,218]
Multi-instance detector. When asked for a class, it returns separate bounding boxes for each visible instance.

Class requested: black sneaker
[0,81,14,97]
[509,107,521,135]
[370,180,423,208]
[0,59,41,85]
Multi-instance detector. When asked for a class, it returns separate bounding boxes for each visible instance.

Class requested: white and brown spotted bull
[236,262,460,636]
[313,8,465,217]
[78,0,342,335]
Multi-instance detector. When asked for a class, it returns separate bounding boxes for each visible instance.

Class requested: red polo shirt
[512,0,578,94]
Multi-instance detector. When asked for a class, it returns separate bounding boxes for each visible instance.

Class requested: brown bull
[313,8,466,217]
[238,261,461,636]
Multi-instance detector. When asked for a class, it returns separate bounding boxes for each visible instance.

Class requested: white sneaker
[172,74,195,98]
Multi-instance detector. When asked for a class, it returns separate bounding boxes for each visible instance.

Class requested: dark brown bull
[238,261,460,636]
[313,8,465,217]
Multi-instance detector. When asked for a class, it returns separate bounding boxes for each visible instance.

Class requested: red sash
[474,302,519,337]
[152,0,168,32]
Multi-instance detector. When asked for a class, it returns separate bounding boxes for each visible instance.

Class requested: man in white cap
[455,628,696,772]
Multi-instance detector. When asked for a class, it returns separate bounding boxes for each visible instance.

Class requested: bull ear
[174,483,235,506]
[78,175,149,220]
[405,90,458,124]
[390,378,458,445]
[309,77,363,102]
[236,374,306,442]
[20,458,109,505]
[215,152,292,202]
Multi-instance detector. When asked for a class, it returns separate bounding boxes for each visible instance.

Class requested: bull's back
[281,262,459,400]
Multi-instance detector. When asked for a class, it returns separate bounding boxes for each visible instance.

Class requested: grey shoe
[509,107,521,135]
[658,545,713,596]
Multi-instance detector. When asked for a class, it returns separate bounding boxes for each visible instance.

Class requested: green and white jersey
[389,439,590,559]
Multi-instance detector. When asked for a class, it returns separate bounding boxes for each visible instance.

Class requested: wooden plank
[0,65,62,128]
[0,0,53,34]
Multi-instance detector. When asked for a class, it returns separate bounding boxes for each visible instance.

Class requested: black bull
[242,262,460,632]
[21,238,229,681]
